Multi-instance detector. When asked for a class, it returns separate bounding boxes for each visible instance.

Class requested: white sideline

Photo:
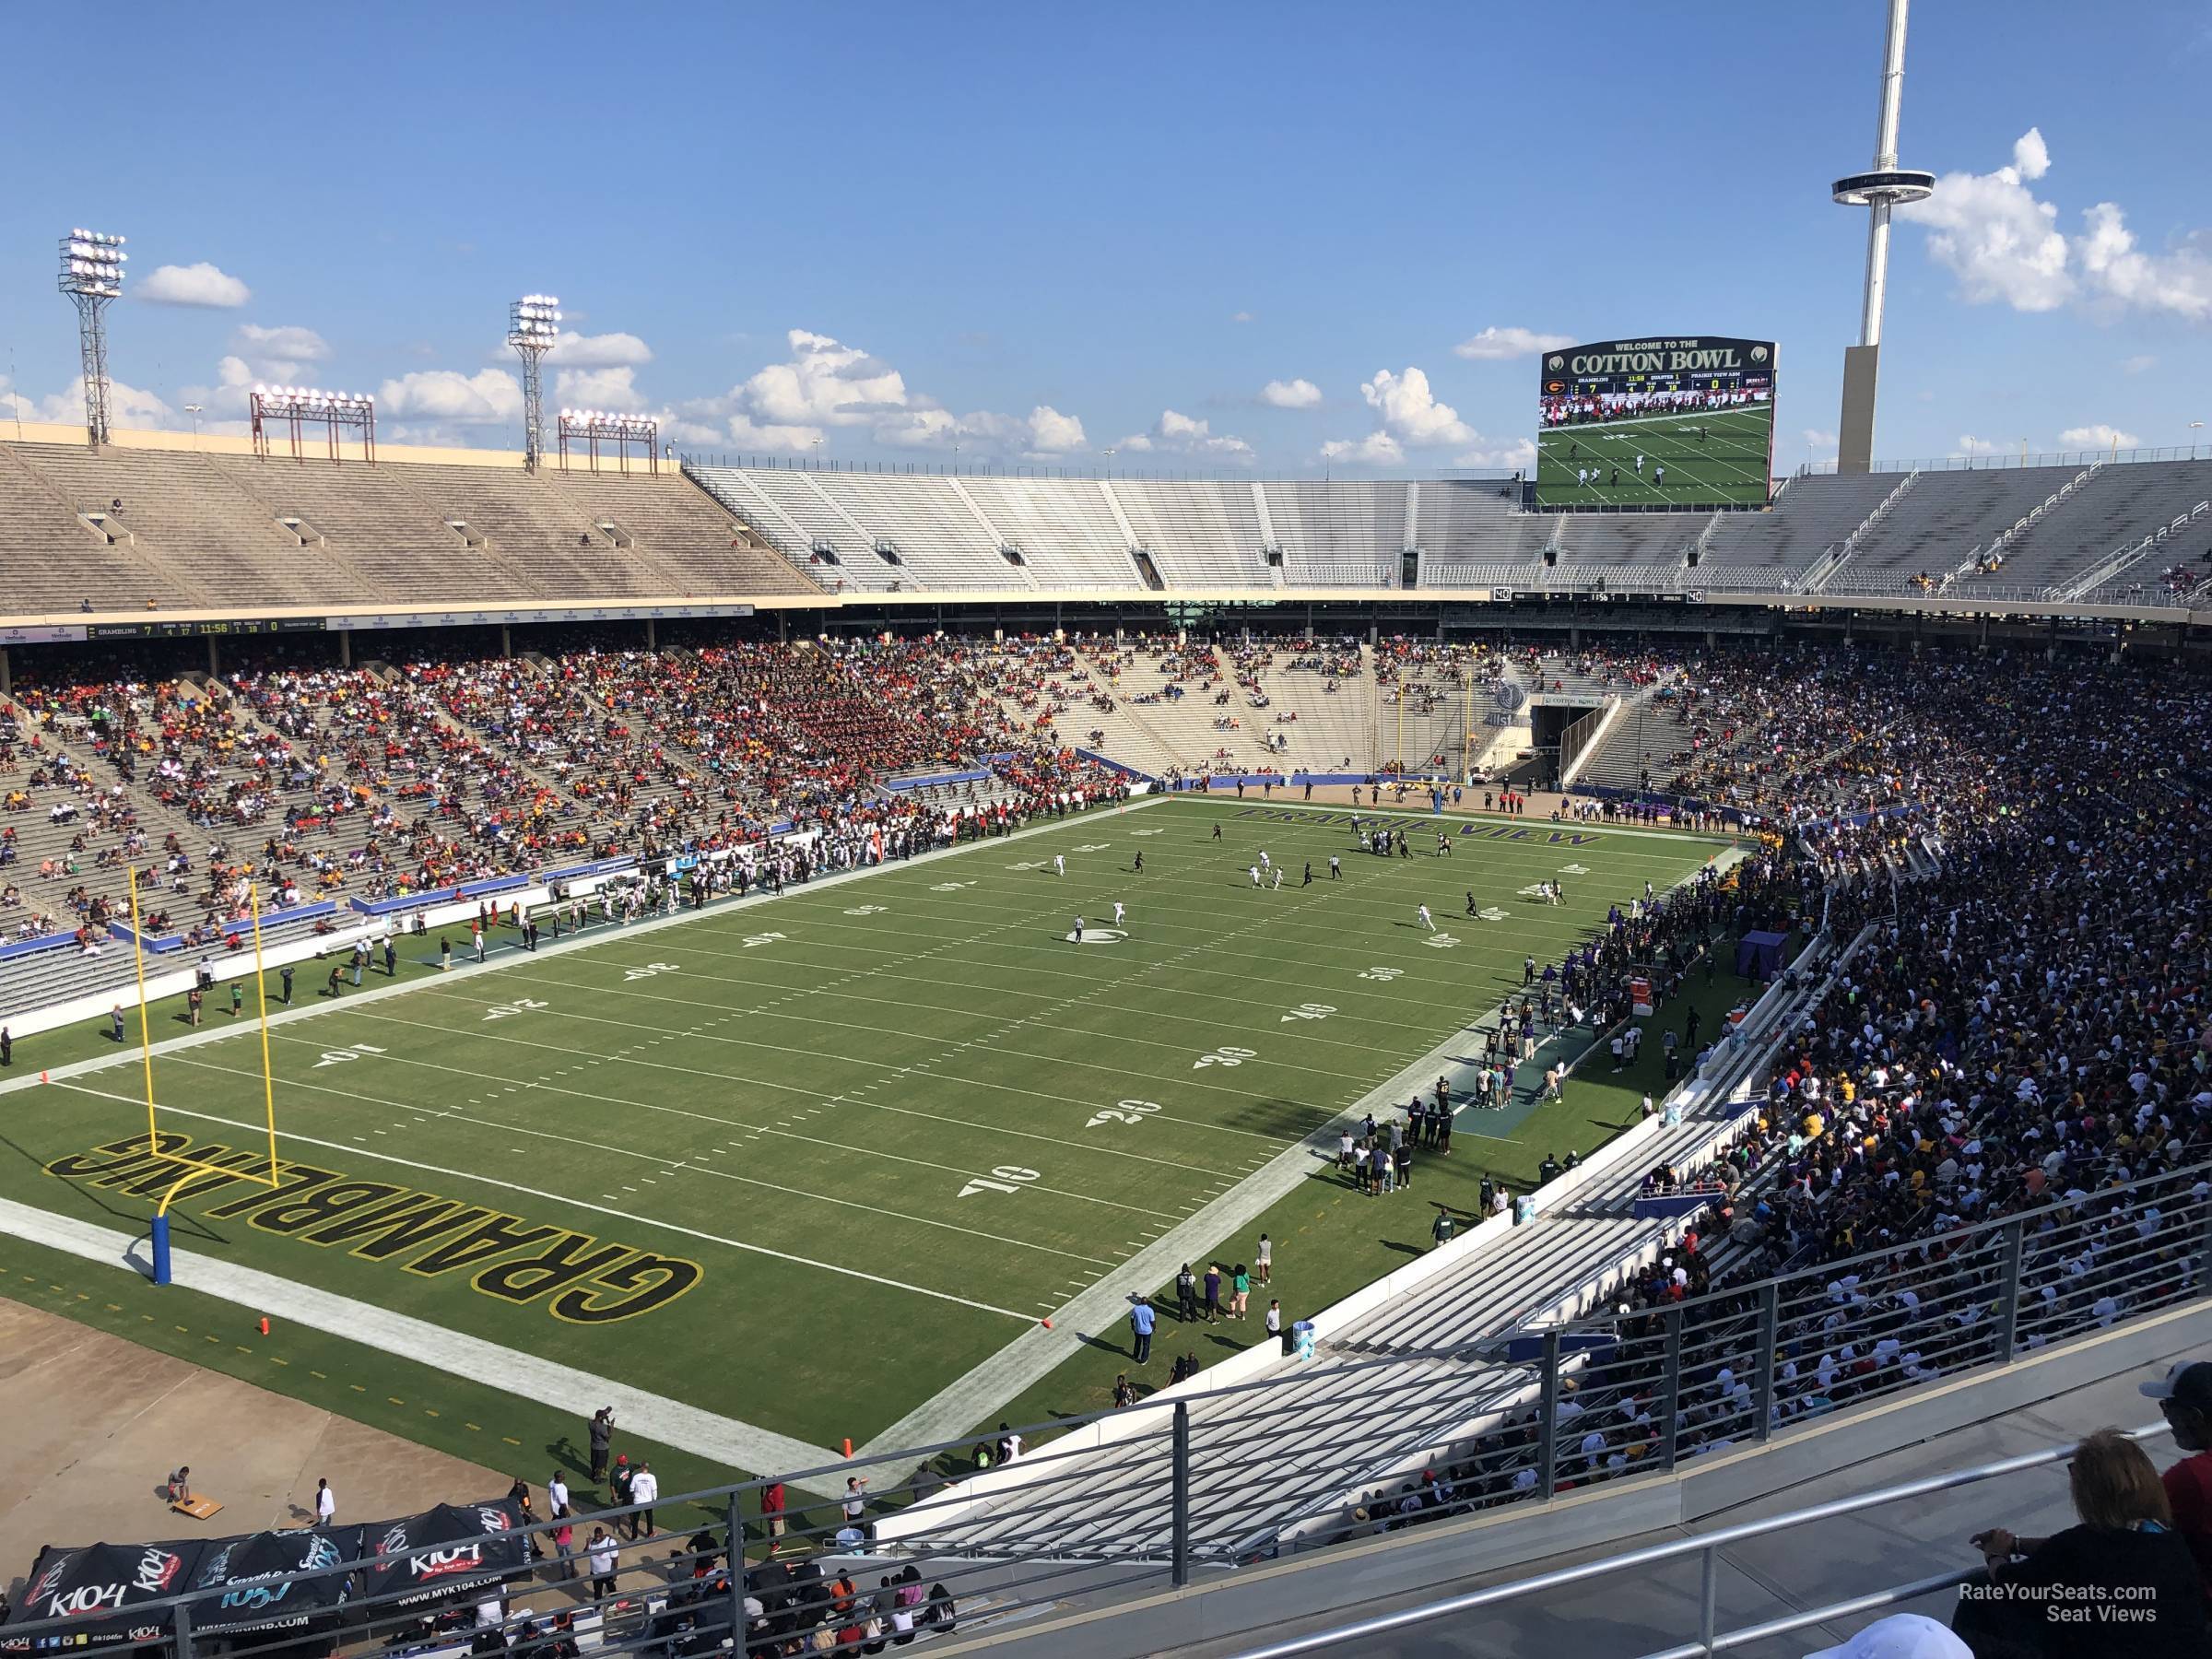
[0,1194,853,1498]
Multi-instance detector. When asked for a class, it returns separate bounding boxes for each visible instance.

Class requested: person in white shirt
[627,1464,658,1537]
[1418,903,1435,932]
[1249,865,1262,888]
[547,1473,569,1515]
[1112,901,1125,927]
[1053,854,1065,877]
[313,1477,335,1524]
[586,1528,619,1600]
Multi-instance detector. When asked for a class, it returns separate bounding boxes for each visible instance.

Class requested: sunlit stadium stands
[4,434,2210,614]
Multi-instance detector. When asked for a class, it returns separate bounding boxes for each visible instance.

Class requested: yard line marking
[367,995,1306,1147]
[168,1053,1127,1266]
[49,1076,1044,1320]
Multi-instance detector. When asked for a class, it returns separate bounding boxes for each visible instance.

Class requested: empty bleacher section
[205,453,535,603]
[1106,477,1271,588]
[5,443,382,607]
[542,470,808,596]
[1547,512,1699,588]
[0,444,220,611]
[1691,471,1895,586]
[1818,463,2084,593]
[955,475,1140,585]
[1266,480,1403,587]
[4,431,2210,612]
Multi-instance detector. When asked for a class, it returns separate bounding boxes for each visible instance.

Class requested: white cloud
[1230,311,1254,324]
[1319,365,1529,467]
[376,368,524,424]
[1899,130,2072,312]
[2058,423,2140,449]
[735,330,914,430]
[0,374,174,429]
[1958,434,2002,454]
[2073,205,2212,323]
[547,331,653,368]
[1319,431,1404,465]
[1118,409,1253,463]
[1900,128,2212,322]
[877,404,1089,461]
[234,323,330,363]
[555,366,648,412]
[1259,378,1323,409]
[136,262,251,308]
[1452,325,1575,361]
[1362,367,1475,447]
[1453,437,1536,470]
[710,329,1087,460]
[2121,354,2158,374]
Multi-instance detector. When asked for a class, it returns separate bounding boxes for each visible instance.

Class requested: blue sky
[3,0,2206,473]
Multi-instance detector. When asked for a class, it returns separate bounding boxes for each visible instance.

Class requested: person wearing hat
[2142,1360,2212,1607]
[610,1453,634,1520]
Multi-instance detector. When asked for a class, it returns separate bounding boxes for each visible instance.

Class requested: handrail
[1221,1421,2173,1659]
[2049,499,2212,602]
[1800,469,1919,593]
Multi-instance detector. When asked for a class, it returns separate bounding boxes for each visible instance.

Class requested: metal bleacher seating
[1820,465,2084,593]
[1106,478,1271,589]
[1266,480,1403,588]
[1695,473,1897,587]
[543,470,815,597]
[0,444,209,613]
[6,442,385,608]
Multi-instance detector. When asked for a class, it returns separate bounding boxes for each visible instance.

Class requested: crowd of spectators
[1353,648,2212,1532]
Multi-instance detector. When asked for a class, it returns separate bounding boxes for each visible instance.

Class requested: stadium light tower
[507,294,561,471]
[58,228,127,447]
[1830,0,1935,474]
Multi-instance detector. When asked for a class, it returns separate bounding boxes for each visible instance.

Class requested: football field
[0,795,1731,1456]
[1535,402,1774,509]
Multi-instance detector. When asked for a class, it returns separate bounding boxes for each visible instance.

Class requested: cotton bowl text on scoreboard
[1534,335,1777,511]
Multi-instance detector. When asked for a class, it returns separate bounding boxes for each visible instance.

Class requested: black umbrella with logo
[2,1538,212,1651]
[184,1527,364,1640]
[357,1502,529,1611]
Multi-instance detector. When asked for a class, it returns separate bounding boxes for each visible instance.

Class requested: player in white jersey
[1634,453,1645,474]
[1418,903,1436,932]
[1272,868,1283,890]
[1249,865,1262,888]
[1053,853,1065,877]
[1112,901,1126,926]
[1073,915,1085,943]
[1259,850,1271,872]
[1329,853,1342,879]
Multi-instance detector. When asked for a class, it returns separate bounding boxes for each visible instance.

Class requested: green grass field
[0,796,1736,1461]
[1535,402,1773,510]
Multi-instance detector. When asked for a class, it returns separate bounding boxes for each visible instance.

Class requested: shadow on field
[1220,1096,1331,1140]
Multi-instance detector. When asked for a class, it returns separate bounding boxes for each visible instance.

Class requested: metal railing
[1801,443,2212,475]
[7,1147,2204,1659]
[1219,1421,2177,1659]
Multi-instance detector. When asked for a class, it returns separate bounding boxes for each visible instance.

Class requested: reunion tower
[1831,0,1936,473]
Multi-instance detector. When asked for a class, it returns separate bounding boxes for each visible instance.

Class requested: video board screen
[1535,336,1775,510]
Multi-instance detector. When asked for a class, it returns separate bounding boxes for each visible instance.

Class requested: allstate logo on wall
[1492,681,1527,714]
